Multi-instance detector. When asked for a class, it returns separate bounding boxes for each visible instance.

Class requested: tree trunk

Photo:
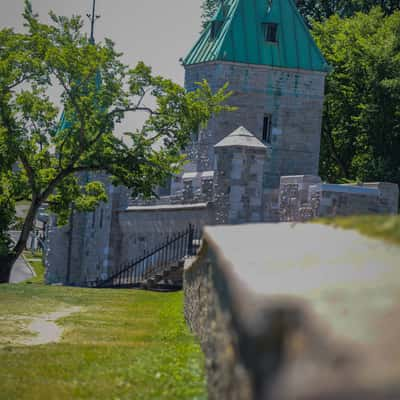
[0,254,18,284]
[0,199,40,284]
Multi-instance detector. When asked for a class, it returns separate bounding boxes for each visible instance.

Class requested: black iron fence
[92,224,201,288]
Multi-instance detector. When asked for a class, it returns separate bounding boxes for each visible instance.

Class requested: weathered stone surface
[45,173,128,285]
[184,223,400,399]
[184,62,326,184]
[214,128,266,224]
[114,203,214,271]
[215,126,268,149]
[279,176,399,222]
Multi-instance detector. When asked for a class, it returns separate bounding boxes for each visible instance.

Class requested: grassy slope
[20,250,45,283]
[316,215,400,245]
[0,262,206,400]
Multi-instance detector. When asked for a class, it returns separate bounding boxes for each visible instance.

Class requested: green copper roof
[184,0,329,72]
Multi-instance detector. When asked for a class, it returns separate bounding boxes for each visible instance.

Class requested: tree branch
[4,73,32,92]
[50,67,86,152]
[19,153,37,193]
[108,106,159,117]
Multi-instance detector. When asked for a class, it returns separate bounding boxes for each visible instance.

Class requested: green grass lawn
[0,260,206,400]
[22,250,45,284]
[316,214,400,245]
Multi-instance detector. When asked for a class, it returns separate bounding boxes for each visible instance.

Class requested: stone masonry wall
[261,188,281,222]
[214,145,266,224]
[45,174,129,285]
[279,175,399,222]
[44,221,69,284]
[314,182,399,217]
[185,62,326,188]
[184,243,253,400]
[111,203,214,272]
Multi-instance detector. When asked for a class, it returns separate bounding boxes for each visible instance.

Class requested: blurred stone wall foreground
[184,223,400,400]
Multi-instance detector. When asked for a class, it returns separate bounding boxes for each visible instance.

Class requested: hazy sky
[0,0,203,84]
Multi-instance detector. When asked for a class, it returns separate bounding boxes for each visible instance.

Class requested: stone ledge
[184,223,400,399]
[317,183,379,196]
[122,202,209,212]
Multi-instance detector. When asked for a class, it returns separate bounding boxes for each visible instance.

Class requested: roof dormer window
[266,0,273,13]
[264,23,278,43]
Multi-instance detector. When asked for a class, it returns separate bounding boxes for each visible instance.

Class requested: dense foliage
[201,0,220,28]
[296,0,400,24]
[314,9,400,184]
[0,1,231,279]
[201,0,400,27]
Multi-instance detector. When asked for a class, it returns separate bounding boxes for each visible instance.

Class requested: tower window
[99,208,104,229]
[91,211,96,229]
[264,23,278,43]
[262,114,272,143]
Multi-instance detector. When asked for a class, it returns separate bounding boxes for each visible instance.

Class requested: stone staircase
[141,259,185,291]
[93,225,201,291]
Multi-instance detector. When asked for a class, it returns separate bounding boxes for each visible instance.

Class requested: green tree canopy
[201,0,220,29]
[313,8,400,184]
[201,0,400,27]
[0,1,232,282]
[296,0,400,25]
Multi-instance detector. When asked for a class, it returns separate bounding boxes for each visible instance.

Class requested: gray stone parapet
[279,175,399,221]
[184,223,400,400]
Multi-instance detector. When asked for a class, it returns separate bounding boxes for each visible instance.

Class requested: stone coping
[182,170,214,180]
[188,223,400,398]
[312,183,379,196]
[184,60,328,76]
[122,202,209,212]
[202,223,400,297]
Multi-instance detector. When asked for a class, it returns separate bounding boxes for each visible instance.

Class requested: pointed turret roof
[184,0,329,72]
[214,126,267,149]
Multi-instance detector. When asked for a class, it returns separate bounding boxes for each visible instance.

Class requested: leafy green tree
[0,1,232,282]
[201,0,219,29]
[313,8,400,184]
[200,0,400,27]
[296,0,400,25]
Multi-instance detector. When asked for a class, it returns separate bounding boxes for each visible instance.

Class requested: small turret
[213,126,267,224]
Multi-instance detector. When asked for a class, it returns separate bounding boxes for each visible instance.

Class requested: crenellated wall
[279,175,399,222]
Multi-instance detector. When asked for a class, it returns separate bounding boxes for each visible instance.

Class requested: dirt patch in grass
[23,307,82,346]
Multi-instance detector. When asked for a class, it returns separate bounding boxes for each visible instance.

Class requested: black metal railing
[93,224,201,288]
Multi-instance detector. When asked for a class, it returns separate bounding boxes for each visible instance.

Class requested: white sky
[0,0,203,132]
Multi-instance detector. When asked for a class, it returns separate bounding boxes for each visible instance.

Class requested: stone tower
[181,0,329,189]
